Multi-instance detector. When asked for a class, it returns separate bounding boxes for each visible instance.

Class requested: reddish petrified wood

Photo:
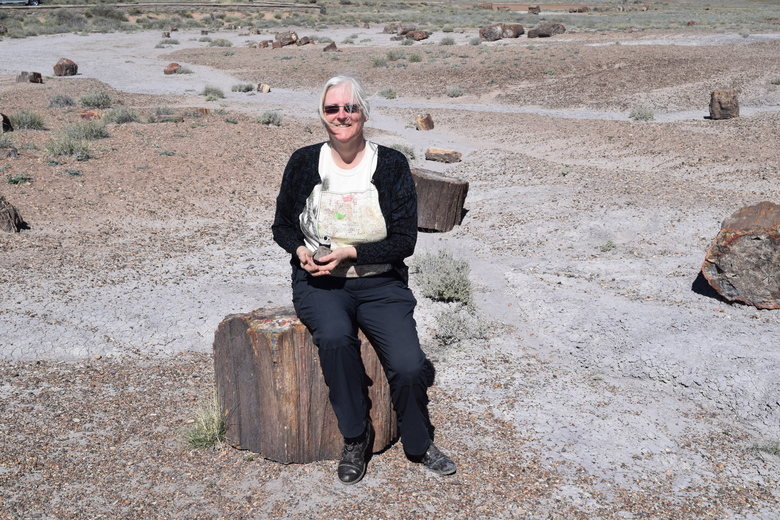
[53,58,78,77]
[411,167,469,232]
[0,196,26,233]
[415,113,434,131]
[701,201,780,309]
[213,307,398,463]
[709,89,739,120]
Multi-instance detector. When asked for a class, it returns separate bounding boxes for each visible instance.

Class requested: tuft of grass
[770,77,780,86]
[79,91,112,109]
[158,38,179,45]
[469,36,481,46]
[445,86,464,98]
[45,135,91,161]
[392,143,414,161]
[434,305,489,346]
[439,36,455,46]
[9,110,45,130]
[66,169,83,177]
[386,49,405,61]
[209,38,233,47]
[198,36,212,42]
[48,94,75,108]
[400,38,414,46]
[185,390,226,450]
[752,440,780,457]
[0,134,13,148]
[598,240,616,252]
[378,88,397,99]
[409,53,422,63]
[153,106,174,116]
[231,83,254,93]
[413,250,473,306]
[63,121,109,140]
[176,66,194,74]
[258,111,281,126]
[5,173,32,185]
[544,68,556,76]
[629,107,654,122]
[201,85,225,99]
[104,107,139,124]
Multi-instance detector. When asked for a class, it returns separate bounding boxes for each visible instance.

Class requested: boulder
[163,62,181,75]
[415,113,434,131]
[425,147,462,163]
[501,23,525,38]
[528,23,566,38]
[16,72,43,84]
[296,36,311,46]
[275,31,298,47]
[1,113,12,133]
[405,30,431,41]
[701,201,780,309]
[323,42,338,52]
[0,196,26,233]
[709,89,739,120]
[53,58,78,76]
[258,83,271,93]
[528,5,541,14]
[479,24,503,41]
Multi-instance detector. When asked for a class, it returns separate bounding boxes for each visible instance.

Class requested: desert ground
[1,4,780,519]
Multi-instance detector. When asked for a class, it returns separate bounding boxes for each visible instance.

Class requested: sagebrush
[413,250,473,306]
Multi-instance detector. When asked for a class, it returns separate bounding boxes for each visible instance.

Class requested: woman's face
[322,83,366,145]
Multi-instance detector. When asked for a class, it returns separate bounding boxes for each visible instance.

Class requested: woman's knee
[313,325,358,352]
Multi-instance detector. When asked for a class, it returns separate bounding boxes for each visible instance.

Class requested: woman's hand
[298,245,356,277]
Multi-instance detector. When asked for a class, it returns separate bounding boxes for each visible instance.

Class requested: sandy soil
[1,26,780,519]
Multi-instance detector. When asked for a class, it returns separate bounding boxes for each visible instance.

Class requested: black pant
[292,268,434,456]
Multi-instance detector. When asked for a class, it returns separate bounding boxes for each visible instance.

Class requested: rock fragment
[163,63,181,75]
[53,58,78,77]
[415,113,434,131]
[323,42,338,52]
[528,23,566,38]
[425,147,462,163]
[0,196,26,233]
[16,72,43,84]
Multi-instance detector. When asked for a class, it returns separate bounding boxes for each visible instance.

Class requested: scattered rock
[163,62,181,75]
[16,71,43,84]
[480,24,503,41]
[162,31,171,38]
[0,196,26,233]
[258,83,271,93]
[201,30,209,35]
[79,110,102,120]
[1,113,12,133]
[687,20,697,26]
[405,30,431,41]
[296,36,311,46]
[568,6,590,13]
[415,113,434,131]
[528,5,541,14]
[275,31,298,47]
[709,89,739,120]
[702,201,780,309]
[528,23,566,38]
[425,147,462,163]
[323,42,338,52]
[390,35,404,41]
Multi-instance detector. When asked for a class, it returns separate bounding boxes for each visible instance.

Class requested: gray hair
[318,75,370,121]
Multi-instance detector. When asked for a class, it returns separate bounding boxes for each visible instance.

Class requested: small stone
[415,113,434,131]
[323,42,338,52]
[163,62,181,75]
[425,147,462,163]
[257,83,271,93]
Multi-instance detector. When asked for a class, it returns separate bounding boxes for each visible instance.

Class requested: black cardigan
[272,142,417,282]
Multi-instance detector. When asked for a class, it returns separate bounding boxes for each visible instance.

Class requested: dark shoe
[337,424,373,485]
[421,444,456,476]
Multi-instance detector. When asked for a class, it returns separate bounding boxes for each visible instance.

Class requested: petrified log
[323,42,338,52]
[479,24,503,41]
[163,63,181,75]
[53,58,78,77]
[16,71,43,84]
[415,113,434,131]
[213,307,398,463]
[411,168,468,232]
[709,89,739,120]
[528,5,541,14]
[528,23,566,38]
[405,30,431,41]
[296,36,311,46]
[275,31,298,46]
[1,113,12,133]
[0,196,26,233]
[501,24,525,38]
[701,201,780,309]
[425,147,462,163]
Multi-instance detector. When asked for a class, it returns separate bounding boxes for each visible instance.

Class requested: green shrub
[392,143,414,161]
[752,440,780,456]
[629,107,654,122]
[209,38,233,47]
[445,86,464,98]
[45,135,91,161]
[201,85,225,99]
[434,305,489,346]
[5,173,32,185]
[158,38,179,45]
[0,134,13,148]
[378,88,397,99]
[63,121,109,140]
[9,110,45,130]
[409,53,422,62]
[231,83,254,93]
[400,38,414,46]
[66,169,83,177]
[104,107,139,124]
[386,49,404,61]
[79,91,112,109]
[413,250,473,306]
[371,56,388,68]
[153,106,174,116]
[258,111,281,126]
[48,94,75,108]
[185,390,226,450]
[469,36,481,46]
[442,25,454,33]
[439,36,455,46]
[175,66,193,74]
[198,36,212,42]
[770,77,780,85]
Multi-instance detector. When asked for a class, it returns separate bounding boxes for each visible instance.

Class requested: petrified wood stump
[0,196,26,233]
[709,89,739,120]
[411,167,468,232]
[701,201,780,309]
[213,307,398,463]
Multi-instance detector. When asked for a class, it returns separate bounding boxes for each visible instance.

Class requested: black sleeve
[272,149,307,256]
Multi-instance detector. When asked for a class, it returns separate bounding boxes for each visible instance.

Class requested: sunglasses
[323,104,361,115]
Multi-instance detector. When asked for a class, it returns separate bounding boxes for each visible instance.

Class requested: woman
[272,75,456,484]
